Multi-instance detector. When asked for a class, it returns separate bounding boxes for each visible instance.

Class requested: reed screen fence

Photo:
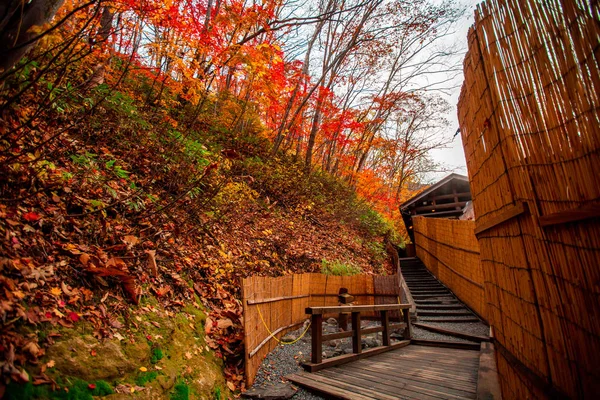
[458,0,600,398]
[412,217,485,319]
[241,273,402,386]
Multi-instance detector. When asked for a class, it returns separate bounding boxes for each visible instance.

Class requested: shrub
[321,259,362,276]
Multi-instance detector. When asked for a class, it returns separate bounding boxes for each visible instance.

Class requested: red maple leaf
[23,212,41,222]
[68,312,80,322]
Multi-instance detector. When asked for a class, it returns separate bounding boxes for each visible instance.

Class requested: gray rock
[281,334,297,342]
[326,318,337,325]
[243,383,297,400]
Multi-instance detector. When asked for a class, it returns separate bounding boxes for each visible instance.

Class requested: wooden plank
[474,201,528,235]
[302,340,411,372]
[248,321,304,358]
[319,369,442,400]
[354,356,479,383]
[332,364,477,398]
[306,304,411,315]
[246,294,309,305]
[286,373,377,400]
[291,371,400,400]
[414,201,468,213]
[342,357,479,390]
[352,312,361,354]
[538,203,600,227]
[411,339,481,351]
[477,342,503,400]
[381,310,390,346]
[311,314,322,364]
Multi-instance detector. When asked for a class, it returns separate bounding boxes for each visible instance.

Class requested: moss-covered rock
[46,335,144,381]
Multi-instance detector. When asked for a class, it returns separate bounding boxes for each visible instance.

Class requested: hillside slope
[0,81,398,398]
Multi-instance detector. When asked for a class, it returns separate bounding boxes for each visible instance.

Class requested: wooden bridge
[286,303,500,399]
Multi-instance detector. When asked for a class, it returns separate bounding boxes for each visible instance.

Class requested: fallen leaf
[67,312,80,322]
[139,367,147,372]
[146,250,158,277]
[90,349,97,357]
[123,235,139,247]
[46,360,55,368]
[23,212,41,222]
[217,318,233,330]
[88,383,96,390]
[50,287,62,296]
[227,381,236,391]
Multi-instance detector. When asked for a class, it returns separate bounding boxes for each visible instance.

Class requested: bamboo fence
[412,217,485,319]
[458,0,600,398]
[242,273,402,386]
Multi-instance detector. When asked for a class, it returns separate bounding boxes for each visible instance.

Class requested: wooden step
[417,304,466,310]
[419,317,481,323]
[416,299,460,305]
[417,310,474,317]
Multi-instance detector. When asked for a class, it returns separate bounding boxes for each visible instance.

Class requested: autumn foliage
[0,0,463,395]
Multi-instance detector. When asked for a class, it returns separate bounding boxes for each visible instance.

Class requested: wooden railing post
[352,312,361,354]
[403,309,412,340]
[381,310,390,346]
[311,314,322,364]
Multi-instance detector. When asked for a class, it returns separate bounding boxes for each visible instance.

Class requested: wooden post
[381,310,390,346]
[403,309,412,340]
[352,312,361,354]
[311,314,322,364]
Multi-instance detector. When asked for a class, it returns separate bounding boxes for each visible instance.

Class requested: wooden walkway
[287,344,480,400]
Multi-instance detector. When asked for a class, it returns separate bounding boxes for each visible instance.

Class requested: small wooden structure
[303,304,412,371]
[400,173,472,242]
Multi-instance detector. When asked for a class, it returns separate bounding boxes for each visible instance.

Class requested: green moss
[5,379,113,400]
[213,386,222,400]
[135,371,158,386]
[151,347,164,364]
[170,381,190,400]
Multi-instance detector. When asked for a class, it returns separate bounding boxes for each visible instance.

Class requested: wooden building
[400,173,472,242]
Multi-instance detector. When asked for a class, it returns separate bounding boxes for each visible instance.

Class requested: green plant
[136,371,158,386]
[213,386,222,400]
[5,379,113,400]
[151,347,164,364]
[170,381,190,400]
[321,259,362,276]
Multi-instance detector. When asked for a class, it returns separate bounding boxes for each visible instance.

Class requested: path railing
[303,303,412,372]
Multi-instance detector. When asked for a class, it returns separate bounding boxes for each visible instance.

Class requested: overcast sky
[427,0,480,181]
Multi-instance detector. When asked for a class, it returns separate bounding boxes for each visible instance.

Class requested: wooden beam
[411,339,480,351]
[352,312,361,354]
[414,201,468,213]
[305,304,411,315]
[381,311,390,346]
[311,314,323,364]
[246,294,309,305]
[249,321,304,358]
[474,201,528,235]
[538,204,600,227]
[302,340,411,372]
[428,192,471,202]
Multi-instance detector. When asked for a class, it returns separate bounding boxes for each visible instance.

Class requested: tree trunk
[0,0,66,75]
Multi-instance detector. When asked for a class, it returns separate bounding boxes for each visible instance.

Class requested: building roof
[400,173,470,211]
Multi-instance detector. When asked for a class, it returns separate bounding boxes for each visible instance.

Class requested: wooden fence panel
[458,0,600,397]
[242,273,402,386]
[412,217,485,319]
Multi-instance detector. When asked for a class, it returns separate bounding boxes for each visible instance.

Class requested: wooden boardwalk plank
[287,344,480,400]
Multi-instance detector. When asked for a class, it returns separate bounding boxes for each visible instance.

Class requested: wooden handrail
[304,303,412,372]
[305,303,412,315]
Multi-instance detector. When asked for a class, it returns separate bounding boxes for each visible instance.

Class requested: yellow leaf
[227,381,236,391]
[139,367,147,372]
[50,287,62,296]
